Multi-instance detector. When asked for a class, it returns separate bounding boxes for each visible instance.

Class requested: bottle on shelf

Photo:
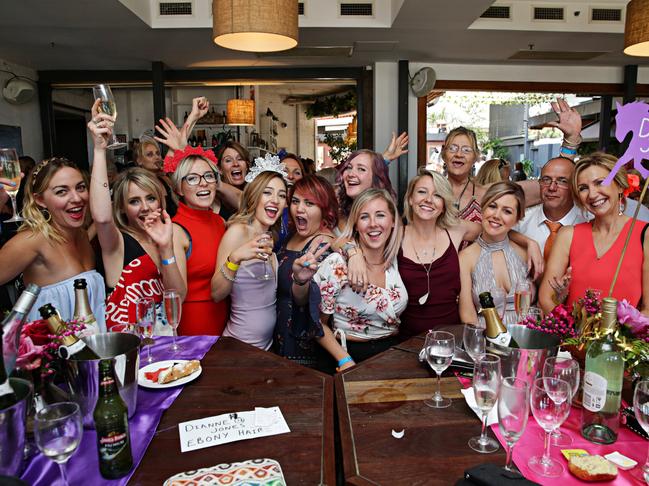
[183,111,188,122]
[73,278,100,336]
[581,296,624,444]
[2,283,41,376]
[94,358,133,479]
[39,303,101,360]
[478,291,518,348]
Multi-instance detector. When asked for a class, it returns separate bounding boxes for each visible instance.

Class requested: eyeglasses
[183,172,217,186]
[539,176,570,189]
[446,144,474,155]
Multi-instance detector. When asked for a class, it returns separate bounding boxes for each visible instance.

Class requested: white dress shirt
[514,204,589,251]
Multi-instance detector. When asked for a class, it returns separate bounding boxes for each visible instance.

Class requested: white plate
[138,360,202,389]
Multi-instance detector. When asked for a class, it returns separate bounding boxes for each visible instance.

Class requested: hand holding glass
[0,148,23,222]
[164,289,182,352]
[92,84,126,150]
[423,330,455,408]
[633,379,649,484]
[498,377,530,471]
[135,297,155,363]
[542,356,579,446]
[469,354,501,453]
[256,231,274,281]
[463,324,485,362]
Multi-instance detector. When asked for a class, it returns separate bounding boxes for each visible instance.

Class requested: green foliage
[305,92,356,119]
[482,138,509,160]
[521,159,534,175]
[324,133,356,164]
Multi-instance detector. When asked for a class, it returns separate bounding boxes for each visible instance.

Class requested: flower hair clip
[163,145,218,174]
[245,153,287,183]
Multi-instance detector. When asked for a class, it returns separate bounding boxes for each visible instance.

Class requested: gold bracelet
[220,264,236,282]
[225,256,240,272]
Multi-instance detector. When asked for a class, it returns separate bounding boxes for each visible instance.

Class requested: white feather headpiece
[244,153,288,183]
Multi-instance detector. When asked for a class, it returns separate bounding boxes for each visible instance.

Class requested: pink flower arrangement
[524,303,576,340]
[617,299,649,343]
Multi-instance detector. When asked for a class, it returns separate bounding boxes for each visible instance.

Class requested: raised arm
[538,226,573,314]
[382,131,409,163]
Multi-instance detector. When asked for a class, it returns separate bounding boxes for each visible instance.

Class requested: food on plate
[144,360,200,384]
[568,454,618,482]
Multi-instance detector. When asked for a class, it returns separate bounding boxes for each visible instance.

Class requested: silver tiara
[244,153,288,183]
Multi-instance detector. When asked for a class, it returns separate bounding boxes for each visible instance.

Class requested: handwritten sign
[178,407,290,453]
[605,101,649,185]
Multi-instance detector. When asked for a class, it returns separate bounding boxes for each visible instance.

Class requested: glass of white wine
[469,353,501,453]
[0,148,23,222]
[164,289,182,353]
[92,84,126,150]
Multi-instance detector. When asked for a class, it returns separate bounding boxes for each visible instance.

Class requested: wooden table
[130,337,335,485]
[336,335,507,486]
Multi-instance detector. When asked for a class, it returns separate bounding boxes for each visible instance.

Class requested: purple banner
[21,335,218,486]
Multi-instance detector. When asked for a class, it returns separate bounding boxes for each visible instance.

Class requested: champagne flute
[528,377,571,477]
[34,402,83,486]
[542,356,579,446]
[633,379,649,484]
[92,84,126,150]
[469,354,501,453]
[0,148,23,222]
[256,231,274,281]
[135,297,155,364]
[463,324,485,362]
[514,280,531,322]
[423,330,455,408]
[164,289,182,352]
[498,377,530,472]
[491,287,507,321]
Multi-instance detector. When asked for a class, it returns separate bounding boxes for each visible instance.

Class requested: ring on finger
[302,261,311,268]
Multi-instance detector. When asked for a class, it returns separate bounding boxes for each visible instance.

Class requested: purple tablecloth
[21,335,218,486]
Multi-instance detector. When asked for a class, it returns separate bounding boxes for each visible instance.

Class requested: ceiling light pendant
[213,0,298,53]
[227,99,255,126]
[624,0,649,56]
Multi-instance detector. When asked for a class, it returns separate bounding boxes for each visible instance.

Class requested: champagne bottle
[581,297,624,444]
[73,278,99,335]
[94,359,133,479]
[478,291,518,348]
[2,283,40,376]
[38,304,100,360]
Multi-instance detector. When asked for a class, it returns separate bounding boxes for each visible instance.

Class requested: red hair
[289,175,338,231]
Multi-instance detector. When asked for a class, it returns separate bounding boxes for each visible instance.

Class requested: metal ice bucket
[487,325,560,383]
[0,378,32,476]
[64,332,140,428]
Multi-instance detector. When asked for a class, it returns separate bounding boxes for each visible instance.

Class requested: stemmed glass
[34,402,83,486]
[514,280,531,322]
[469,354,501,453]
[423,330,455,408]
[491,287,507,321]
[256,231,274,281]
[135,297,155,364]
[633,379,649,484]
[498,377,530,471]
[463,324,485,362]
[92,84,126,150]
[164,289,182,352]
[0,148,23,222]
[529,377,571,477]
[542,356,579,446]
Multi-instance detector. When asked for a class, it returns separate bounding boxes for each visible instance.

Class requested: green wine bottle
[581,297,624,444]
[38,303,100,360]
[94,359,133,479]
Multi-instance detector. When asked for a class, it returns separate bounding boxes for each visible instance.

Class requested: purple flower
[617,299,649,337]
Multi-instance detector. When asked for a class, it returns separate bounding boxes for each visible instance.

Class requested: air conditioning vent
[480,6,511,19]
[533,7,564,20]
[591,8,621,22]
[159,1,192,16]
[340,3,373,16]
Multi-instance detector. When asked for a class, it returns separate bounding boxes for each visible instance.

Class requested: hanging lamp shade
[227,99,255,126]
[624,0,649,56]
[213,0,298,53]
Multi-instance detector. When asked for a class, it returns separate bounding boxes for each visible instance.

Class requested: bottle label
[98,430,129,461]
[583,371,607,412]
[0,379,14,397]
[485,331,512,347]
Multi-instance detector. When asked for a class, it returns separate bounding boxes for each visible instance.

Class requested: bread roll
[158,360,200,384]
[568,455,618,482]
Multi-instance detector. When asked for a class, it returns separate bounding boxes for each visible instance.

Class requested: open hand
[142,209,174,250]
[546,98,582,142]
[155,117,187,153]
[382,131,409,162]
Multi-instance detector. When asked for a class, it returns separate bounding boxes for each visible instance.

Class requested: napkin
[461,387,498,426]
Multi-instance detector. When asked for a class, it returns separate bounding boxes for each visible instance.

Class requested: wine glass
[0,148,23,222]
[164,289,182,352]
[256,231,274,281]
[633,379,649,484]
[135,297,155,364]
[498,377,530,472]
[469,354,501,453]
[491,287,507,320]
[514,280,532,322]
[34,402,83,486]
[463,324,485,362]
[542,356,579,446]
[92,84,126,150]
[528,377,571,477]
[423,330,455,408]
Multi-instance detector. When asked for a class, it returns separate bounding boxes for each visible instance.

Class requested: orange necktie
[544,220,562,260]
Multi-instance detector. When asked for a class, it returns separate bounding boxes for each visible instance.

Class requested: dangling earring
[619,194,625,216]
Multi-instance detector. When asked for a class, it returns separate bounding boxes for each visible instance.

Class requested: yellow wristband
[225,257,240,272]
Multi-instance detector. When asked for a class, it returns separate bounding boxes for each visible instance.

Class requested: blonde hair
[112,168,166,236]
[20,157,89,243]
[442,126,480,163]
[339,188,402,269]
[481,181,526,221]
[475,159,504,185]
[403,168,458,229]
[170,155,218,194]
[571,152,628,210]
[227,171,287,234]
[134,136,160,166]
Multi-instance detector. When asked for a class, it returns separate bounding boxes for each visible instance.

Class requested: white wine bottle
[479,291,519,348]
[581,297,624,444]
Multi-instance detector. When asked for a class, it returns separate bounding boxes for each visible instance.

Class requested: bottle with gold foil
[38,303,100,360]
[72,278,100,335]
[478,291,519,348]
[581,297,624,444]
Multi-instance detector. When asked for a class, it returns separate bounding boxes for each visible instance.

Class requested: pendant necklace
[412,229,437,305]
[453,178,472,210]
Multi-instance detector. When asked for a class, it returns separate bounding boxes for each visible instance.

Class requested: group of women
[0,96,647,375]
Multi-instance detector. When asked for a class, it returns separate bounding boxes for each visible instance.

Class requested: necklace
[453,178,472,210]
[411,228,437,305]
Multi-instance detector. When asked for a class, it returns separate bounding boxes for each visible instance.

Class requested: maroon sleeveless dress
[398,229,462,338]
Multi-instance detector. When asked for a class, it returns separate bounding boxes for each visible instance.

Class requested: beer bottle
[94,359,133,479]
[479,291,518,348]
[38,303,100,360]
[72,278,100,335]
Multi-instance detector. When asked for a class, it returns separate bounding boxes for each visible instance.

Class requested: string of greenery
[305,91,356,119]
